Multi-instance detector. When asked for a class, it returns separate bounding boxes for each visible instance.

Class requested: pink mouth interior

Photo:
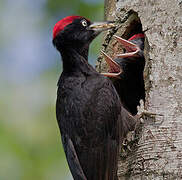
[108,63,120,73]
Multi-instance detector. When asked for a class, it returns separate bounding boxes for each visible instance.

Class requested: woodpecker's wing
[61,134,87,180]
[74,78,121,180]
[56,76,136,180]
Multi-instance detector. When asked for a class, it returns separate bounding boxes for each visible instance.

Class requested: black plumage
[53,16,136,180]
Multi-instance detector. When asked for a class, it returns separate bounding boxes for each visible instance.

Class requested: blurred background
[0,0,104,179]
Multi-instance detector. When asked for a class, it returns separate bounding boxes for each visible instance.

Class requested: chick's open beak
[89,22,115,32]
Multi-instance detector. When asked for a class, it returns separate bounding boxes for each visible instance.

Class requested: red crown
[128,33,145,41]
[53,16,84,39]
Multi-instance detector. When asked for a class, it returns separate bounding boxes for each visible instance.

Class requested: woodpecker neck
[61,42,89,59]
[60,46,94,75]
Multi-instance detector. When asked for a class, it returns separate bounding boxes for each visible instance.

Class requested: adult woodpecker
[101,34,145,115]
[52,16,137,180]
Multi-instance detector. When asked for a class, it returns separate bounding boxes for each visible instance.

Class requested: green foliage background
[0,0,104,179]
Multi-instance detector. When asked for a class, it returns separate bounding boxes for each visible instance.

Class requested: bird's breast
[56,75,109,148]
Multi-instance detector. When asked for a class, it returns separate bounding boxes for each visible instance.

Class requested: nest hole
[114,12,148,115]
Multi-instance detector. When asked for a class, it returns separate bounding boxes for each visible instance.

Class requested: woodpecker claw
[135,111,164,123]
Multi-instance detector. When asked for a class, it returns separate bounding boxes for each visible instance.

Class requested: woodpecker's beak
[88,22,115,32]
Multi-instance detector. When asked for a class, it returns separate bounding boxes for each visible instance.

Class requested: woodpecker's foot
[136,111,163,120]
[101,35,141,78]
[135,111,164,127]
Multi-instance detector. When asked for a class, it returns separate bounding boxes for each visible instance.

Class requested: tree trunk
[97,0,182,179]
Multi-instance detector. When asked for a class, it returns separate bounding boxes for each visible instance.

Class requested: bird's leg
[121,108,140,138]
[135,110,163,119]
[120,108,142,153]
[135,110,164,126]
[121,111,163,153]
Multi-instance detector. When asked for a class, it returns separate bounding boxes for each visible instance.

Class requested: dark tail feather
[61,135,87,180]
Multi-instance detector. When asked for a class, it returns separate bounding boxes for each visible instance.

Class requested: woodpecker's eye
[81,20,87,27]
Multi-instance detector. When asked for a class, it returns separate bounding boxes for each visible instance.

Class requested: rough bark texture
[97,0,182,179]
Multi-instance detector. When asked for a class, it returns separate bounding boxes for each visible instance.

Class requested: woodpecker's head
[52,16,115,51]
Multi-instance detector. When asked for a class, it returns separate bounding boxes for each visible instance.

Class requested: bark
[97,0,182,179]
